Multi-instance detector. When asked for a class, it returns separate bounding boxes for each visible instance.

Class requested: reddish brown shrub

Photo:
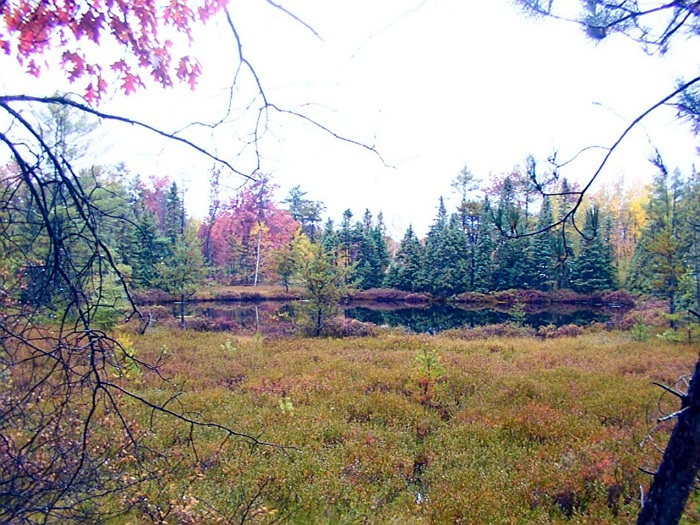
[549,289,586,304]
[516,289,551,304]
[599,290,636,306]
[452,292,492,304]
[553,324,584,338]
[405,293,432,304]
[321,317,379,337]
[133,289,172,304]
[450,322,536,340]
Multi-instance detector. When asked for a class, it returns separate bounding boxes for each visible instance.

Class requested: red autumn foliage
[199,173,298,281]
[135,174,172,229]
[1,0,227,102]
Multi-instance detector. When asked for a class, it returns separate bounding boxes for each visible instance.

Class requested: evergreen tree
[163,181,185,246]
[283,185,325,241]
[684,170,700,308]
[627,167,689,316]
[155,225,206,326]
[553,178,575,289]
[202,167,222,266]
[338,209,355,268]
[452,165,479,206]
[419,200,470,297]
[434,197,448,229]
[570,206,618,293]
[320,219,340,263]
[456,200,483,290]
[385,225,423,291]
[353,211,390,289]
[131,208,168,288]
[531,196,558,290]
[299,243,350,336]
[513,235,539,290]
[491,177,529,290]
[375,212,391,275]
[473,197,496,292]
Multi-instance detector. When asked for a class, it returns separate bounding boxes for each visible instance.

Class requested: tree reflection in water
[170,300,628,334]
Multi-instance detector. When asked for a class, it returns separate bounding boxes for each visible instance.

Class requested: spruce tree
[320,218,341,264]
[131,209,168,288]
[492,177,528,290]
[163,181,185,246]
[420,201,470,297]
[299,243,349,336]
[336,209,358,268]
[570,206,618,293]
[473,197,496,293]
[531,196,558,290]
[385,225,423,291]
[553,178,575,289]
[155,225,206,326]
[456,199,483,290]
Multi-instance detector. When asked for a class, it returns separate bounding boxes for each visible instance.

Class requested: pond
[164,300,630,335]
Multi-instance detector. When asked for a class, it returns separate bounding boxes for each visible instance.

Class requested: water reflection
[171,300,625,334]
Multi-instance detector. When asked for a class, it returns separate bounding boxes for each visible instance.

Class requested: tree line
[4,113,698,321]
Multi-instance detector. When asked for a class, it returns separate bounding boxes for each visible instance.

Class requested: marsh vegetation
[85,325,699,524]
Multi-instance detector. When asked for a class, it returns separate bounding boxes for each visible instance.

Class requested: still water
[169,300,627,334]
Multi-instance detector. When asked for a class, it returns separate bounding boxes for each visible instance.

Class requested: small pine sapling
[414,347,445,406]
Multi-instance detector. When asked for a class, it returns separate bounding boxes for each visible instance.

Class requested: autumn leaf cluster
[1,0,229,102]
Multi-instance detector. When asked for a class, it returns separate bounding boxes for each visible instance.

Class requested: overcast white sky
[3,0,700,238]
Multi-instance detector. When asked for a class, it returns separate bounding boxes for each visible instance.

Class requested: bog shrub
[450,322,536,340]
[110,329,692,524]
[600,289,636,306]
[319,317,379,337]
[554,324,584,338]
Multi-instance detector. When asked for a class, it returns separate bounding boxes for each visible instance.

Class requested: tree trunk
[637,359,700,525]
[693,238,700,307]
[253,230,261,287]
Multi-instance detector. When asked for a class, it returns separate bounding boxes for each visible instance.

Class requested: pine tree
[283,185,325,241]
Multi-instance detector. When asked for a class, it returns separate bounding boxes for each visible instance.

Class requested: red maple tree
[201,173,297,281]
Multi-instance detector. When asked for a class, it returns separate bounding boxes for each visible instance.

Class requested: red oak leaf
[62,50,85,82]
[121,73,144,95]
[85,82,99,103]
